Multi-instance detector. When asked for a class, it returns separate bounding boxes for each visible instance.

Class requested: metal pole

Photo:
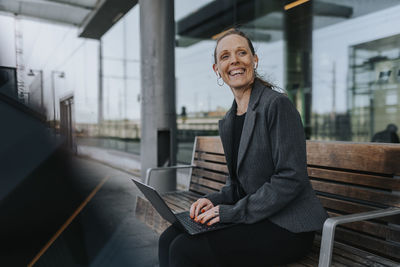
[98,40,103,128]
[39,70,44,111]
[51,71,56,128]
[51,71,64,129]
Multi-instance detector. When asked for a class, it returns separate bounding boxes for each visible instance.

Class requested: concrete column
[139,0,177,192]
[284,0,313,139]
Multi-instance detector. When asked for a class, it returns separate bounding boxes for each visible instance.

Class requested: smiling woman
[158,28,328,267]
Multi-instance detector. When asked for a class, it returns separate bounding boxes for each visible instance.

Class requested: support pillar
[139,0,177,192]
[284,0,313,139]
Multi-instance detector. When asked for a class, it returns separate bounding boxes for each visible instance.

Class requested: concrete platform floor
[33,156,160,267]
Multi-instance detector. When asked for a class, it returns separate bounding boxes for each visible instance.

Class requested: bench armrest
[145,165,195,185]
[318,207,400,267]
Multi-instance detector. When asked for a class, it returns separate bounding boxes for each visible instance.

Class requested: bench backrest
[189,136,400,261]
[307,141,400,262]
[189,136,228,195]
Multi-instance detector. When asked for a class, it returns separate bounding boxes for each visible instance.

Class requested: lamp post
[51,71,65,129]
[27,69,44,110]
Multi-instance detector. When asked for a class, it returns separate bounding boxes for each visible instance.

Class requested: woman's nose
[230,55,239,65]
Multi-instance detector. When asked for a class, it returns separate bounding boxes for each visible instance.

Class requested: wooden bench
[135,136,400,266]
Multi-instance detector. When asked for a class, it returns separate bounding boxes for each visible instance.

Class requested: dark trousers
[159,219,315,267]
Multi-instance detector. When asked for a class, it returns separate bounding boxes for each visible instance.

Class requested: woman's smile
[229,68,246,77]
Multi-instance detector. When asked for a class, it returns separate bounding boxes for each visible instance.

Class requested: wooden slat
[332,244,387,267]
[310,237,398,267]
[335,228,400,262]
[192,168,228,183]
[296,255,319,267]
[308,167,400,191]
[306,141,400,175]
[327,211,400,242]
[135,196,148,222]
[190,176,225,191]
[193,160,228,173]
[332,241,400,267]
[163,198,185,212]
[195,152,226,163]
[331,254,366,267]
[317,196,400,224]
[285,263,310,267]
[181,191,202,200]
[163,191,197,206]
[163,193,193,208]
[163,195,191,211]
[301,249,321,266]
[195,136,224,154]
[189,183,219,195]
[311,180,400,208]
[308,244,366,267]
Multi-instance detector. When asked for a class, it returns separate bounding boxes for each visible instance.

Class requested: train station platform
[29,153,160,267]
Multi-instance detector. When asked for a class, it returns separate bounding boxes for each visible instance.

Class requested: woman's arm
[204,177,240,206]
[218,95,308,224]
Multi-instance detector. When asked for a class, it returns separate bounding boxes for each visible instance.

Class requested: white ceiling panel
[0,0,98,26]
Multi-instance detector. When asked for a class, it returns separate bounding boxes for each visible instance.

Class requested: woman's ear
[254,55,259,69]
[212,64,218,76]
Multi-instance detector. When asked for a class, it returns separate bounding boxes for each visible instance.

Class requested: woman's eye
[221,54,229,60]
[239,51,247,56]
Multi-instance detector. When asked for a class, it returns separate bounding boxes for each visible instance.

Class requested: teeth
[230,69,244,76]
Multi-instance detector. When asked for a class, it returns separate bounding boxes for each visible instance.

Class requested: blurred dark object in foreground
[0,67,18,100]
[371,123,400,143]
[0,92,86,265]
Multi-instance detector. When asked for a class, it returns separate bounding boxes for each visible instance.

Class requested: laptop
[132,179,236,235]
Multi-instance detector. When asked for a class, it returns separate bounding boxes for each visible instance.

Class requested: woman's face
[213,34,258,91]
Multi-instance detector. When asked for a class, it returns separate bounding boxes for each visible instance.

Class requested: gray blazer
[205,79,328,233]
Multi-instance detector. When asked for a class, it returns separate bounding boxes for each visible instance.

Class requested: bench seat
[135,190,399,266]
[135,136,400,266]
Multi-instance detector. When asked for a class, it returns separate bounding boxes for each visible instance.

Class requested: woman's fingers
[189,201,197,219]
[207,216,220,226]
[202,203,213,212]
[194,200,206,218]
[191,198,211,219]
[194,198,212,218]
[196,206,219,224]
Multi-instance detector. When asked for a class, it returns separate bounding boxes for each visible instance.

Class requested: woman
[159,29,328,267]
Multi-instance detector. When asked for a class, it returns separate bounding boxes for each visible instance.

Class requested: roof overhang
[177,0,352,40]
[78,0,138,39]
[0,0,137,39]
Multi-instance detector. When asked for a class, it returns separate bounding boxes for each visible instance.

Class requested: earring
[217,73,224,86]
[254,63,258,69]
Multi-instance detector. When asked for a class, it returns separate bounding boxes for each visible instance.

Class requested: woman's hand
[190,198,214,220]
[196,205,220,226]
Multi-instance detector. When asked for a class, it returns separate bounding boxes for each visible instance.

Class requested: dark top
[232,112,246,198]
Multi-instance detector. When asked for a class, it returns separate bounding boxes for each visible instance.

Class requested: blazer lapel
[237,79,265,173]
[219,102,236,176]
[237,109,256,173]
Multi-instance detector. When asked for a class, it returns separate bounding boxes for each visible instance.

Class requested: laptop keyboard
[176,211,221,233]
